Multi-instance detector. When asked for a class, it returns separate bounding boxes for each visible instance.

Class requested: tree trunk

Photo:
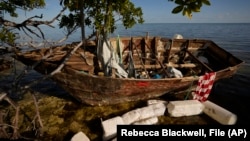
[79,0,85,42]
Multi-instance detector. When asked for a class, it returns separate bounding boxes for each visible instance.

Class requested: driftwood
[0,42,84,139]
[31,93,44,137]
[0,110,9,138]
[0,93,20,139]
[0,91,46,140]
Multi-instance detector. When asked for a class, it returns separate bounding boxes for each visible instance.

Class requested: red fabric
[193,72,216,102]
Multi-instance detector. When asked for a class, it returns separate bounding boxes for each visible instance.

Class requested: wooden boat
[13,35,244,106]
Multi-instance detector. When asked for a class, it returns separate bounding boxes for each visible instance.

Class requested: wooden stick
[23,41,83,89]
[132,37,150,78]
[129,63,197,69]
[50,41,83,75]
[31,93,44,137]
[11,106,20,140]
[0,111,9,138]
[143,38,170,77]
[186,50,213,72]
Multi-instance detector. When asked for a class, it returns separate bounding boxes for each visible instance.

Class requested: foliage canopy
[170,0,211,18]
[0,0,211,44]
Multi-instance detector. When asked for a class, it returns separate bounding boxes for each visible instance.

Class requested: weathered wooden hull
[52,67,198,106]
[51,65,242,106]
[13,36,244,106]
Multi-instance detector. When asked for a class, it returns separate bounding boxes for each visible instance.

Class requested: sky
[5,0,250,23]
[131,0,250,23]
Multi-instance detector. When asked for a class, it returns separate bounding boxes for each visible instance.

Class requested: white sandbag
[149,102,167,117]
[121,109,141,124]
[136,106,155,120]
[101,116,124,141]
[71,131,90,141]
[121,103,166,124]
[167,100,204,117]
[133,117,159,125]
[203,100,237,125]
[147,99,168,106]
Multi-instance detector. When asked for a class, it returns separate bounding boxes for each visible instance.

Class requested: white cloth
[97,39,128,78]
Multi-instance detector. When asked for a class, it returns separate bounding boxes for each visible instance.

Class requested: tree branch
[0,7,67,39]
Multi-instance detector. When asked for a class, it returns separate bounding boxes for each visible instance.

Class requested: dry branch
[0,91,45,139]
[0,7,67,39]
[0,93,20,139]
[0,110,9,139]
[31,93,43,137]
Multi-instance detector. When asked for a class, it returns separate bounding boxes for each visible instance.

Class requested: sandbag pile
[71,99,237,141]
[101,100,167,141]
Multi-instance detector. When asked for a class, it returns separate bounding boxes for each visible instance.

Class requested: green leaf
[201,0,211,6]
[183,7,192,19]
[172,5,184,14]
[175,0,184,5]
[182,7,187,16]
[190,4,201,12]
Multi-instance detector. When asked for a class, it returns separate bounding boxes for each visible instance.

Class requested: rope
[184,70,198,100]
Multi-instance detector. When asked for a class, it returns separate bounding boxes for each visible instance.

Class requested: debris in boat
[148,66,183,79]
[167,100,204,117]
[137,71,149,79]
[97,39,128,78]
[149,71,162,79]
[166,66,183,78]
[70,131,90,141]
[173,34,183,39]
[101,101,167,141]
[127,51,136,78]
[202,100,237,125]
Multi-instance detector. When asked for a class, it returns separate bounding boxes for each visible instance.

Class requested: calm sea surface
[1,23,250,140]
